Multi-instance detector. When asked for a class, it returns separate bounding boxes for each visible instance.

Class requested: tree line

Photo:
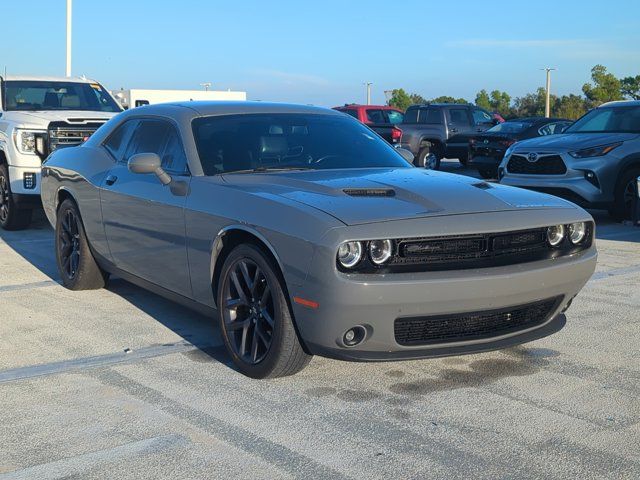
[388,65,640,120]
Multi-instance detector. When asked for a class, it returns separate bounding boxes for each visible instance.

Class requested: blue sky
[4,0,640,106]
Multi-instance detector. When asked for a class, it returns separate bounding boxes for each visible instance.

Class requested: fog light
[546,225,565,247]
[568,222,587,244]
[583,170,600,189]
[344,330,355,343]
[343,326,366,347]
[23,173,36,190]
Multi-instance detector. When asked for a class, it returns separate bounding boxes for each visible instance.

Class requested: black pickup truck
[333,104,404,145]
[399,103,499,168]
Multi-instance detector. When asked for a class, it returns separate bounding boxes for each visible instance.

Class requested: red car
[333,104,404,145]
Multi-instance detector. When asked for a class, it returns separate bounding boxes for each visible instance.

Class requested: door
[445,107,475,159]
[99,118,192,297]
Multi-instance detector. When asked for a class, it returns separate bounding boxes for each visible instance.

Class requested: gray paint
[40,101,597,360]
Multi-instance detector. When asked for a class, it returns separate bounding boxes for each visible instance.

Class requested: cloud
[250,69,330,86]
[445,39,585,48]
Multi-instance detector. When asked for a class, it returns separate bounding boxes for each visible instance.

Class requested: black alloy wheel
[0,173,9,225]
[222,258,274,364]
[0,163,32,230]
[58,208,81,281]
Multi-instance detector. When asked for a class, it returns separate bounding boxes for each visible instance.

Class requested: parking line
[0,280,58,293]
[590,264,640,281]
[0,342,223,384]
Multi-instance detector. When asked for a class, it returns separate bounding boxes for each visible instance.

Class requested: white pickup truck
[0,76,122,230]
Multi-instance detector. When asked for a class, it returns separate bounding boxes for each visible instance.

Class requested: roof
[120,101,341,118]
[2,75,100,83]
[407,103,472,108]
[599,100,640,108]
[334,104,400,110]
[509,117,570,123]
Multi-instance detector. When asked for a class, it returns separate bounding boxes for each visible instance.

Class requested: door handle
[105,175,118,186]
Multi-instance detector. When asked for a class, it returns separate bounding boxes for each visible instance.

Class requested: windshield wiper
[224,166,315,174]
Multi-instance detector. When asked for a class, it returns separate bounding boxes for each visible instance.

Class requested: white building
[111,88,247,109]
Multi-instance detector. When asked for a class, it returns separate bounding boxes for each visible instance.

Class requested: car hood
[6,110,118,129]
[221,168,575,226]
[513,132,639,152]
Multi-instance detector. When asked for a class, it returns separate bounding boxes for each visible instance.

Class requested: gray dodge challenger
[41,102,597,378]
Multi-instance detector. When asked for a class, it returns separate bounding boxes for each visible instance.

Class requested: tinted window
[103,120,138,161]
[418,108,441,124]
[124,120,188,174]
[538,122,569,136]
[403,108,419,124]
[566,106,640,133]
[192,114,411,175]
[488,121,532,134]
[338,109,359,119]
[449,109,470,126]
[4,81,121,112]
[472,109,493,125]
[366,109,386,123]
[385,110,404,125]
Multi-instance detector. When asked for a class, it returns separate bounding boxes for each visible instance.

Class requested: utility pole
[66,0,72,77]
[364,82,372,105]
[542,67,556,118]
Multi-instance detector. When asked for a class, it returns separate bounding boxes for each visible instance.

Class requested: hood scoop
[343,188,396,197]
[471,181,493,190]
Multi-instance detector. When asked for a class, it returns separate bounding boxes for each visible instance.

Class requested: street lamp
[200,83,212,91]
[66,0,72,77]
[363,82,373,105]
[541,67,556,118]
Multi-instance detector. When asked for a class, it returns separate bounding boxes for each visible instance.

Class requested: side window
[385,110,404,125]
[449,108,470,126]
[340,109,359,119]
[103,119,138,161]
[403,108,419,124]
[418,108,441,124]
[124,119,189,174]
[472,109,493,125]
[538,123,555,136]
[365,109,386,124]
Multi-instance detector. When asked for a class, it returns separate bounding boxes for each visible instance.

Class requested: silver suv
[499,100,640,219]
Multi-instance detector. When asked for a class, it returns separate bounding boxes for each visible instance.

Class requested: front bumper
[290,246,596,361]
[499,152,618,207]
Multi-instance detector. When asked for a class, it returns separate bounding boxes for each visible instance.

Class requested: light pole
[364,82,372,105]
[542,67,556,118]
[200,82,212,91]
[66,0,72,77]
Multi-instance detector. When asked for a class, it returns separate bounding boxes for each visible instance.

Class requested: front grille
[508,154,566,175]
[394,297,561,346]
[47,121,106,153]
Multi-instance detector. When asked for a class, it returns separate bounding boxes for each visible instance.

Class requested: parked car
[41,102,596,378]
[399,103,499,169]
[499,100,640,220]
[0,75,122,230]
[470,117,572,179]
[333,104,404,145]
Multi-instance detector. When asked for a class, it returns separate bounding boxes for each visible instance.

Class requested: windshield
[3,81,122,112]
[487,121,532,134]
[192,113,412,175]
[565,106,640,133]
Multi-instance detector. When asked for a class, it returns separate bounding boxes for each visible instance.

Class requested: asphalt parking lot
[1,163,639,479]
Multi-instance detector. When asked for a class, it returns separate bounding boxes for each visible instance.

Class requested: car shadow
[0,209,234,370]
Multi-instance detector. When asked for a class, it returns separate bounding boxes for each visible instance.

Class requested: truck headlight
[13,129,46,155]
[568,142,622,159]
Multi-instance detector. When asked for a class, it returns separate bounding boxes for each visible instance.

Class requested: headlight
[369,239,393,265]
[546,225,565,247]
[568,222,587,244]
[337,241,363,269]
[569,142,622,159]
[13,129,46,155]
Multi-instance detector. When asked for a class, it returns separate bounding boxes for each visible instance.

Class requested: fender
[209,224,286,305]
[618,152,640,173]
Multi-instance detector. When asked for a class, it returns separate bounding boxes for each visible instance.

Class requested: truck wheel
[459,150,470,167]
[0,164,32,231]
[55,199,108,290]
[217,244,311,378]
[416,146,441,170]
[609,167,640,221]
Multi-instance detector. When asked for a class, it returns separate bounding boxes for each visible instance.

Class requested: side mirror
[128,152,171,185]
[395,147,414,164]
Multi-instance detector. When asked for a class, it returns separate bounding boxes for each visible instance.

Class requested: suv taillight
[391,126,402,142]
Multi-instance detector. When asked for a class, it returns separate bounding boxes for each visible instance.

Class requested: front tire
[0,164,32,231]
[609,167,640,221]
[416,145,441,170]
[217,244,311,378]
[55,199,108,290]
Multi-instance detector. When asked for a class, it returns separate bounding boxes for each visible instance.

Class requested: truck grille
[394,297,561,346]
[47,121,106,153]
[507,154,566,175]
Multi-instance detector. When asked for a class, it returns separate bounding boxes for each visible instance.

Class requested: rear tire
[55,199,108,290]
[415,145,441,170]
[217,244,311,378]
[459,150,470,167]
[0,164,32,231]
[609,167,640,221]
